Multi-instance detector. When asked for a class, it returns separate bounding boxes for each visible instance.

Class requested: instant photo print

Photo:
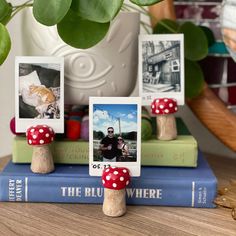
[15,56,64,133]
[89,97,141,177]
[139,34,185,106]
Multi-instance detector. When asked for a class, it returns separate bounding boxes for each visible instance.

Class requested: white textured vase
[21,9,140,105]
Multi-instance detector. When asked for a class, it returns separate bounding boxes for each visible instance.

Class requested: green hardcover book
[12,135,198,167]
[141,136,197,167]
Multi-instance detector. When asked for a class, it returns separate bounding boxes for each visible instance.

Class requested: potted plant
[0,0,163,65]
[0,0,209,102]
[0,0,167,104]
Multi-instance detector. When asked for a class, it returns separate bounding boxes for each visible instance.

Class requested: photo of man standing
[100,127,118,162]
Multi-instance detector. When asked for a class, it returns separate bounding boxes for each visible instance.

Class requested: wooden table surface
[0,154,236,236]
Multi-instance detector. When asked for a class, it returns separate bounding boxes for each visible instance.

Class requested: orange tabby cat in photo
[29,85,56,104]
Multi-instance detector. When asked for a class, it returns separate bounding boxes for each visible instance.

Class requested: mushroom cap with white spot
[151,98,178,115]
[26,125,55,146]
[101,166,131,190]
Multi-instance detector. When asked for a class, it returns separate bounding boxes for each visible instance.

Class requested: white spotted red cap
[102,167,130,190]
[151,98,178,115]
[26,125,55,146]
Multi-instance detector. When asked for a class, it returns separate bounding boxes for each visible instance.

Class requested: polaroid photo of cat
[89,97,142,177]
[15,56,64,133]
[139,34,185,106]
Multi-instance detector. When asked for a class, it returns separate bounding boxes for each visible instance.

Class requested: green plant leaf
[0,0,12,24]
[57,9,110,49]
[199,26,215,47]
[185,59,204,99]
[179,22,208,61]
[33,0,72,26]
[71,0,123,23]
[130,0,162,6]
[153,19,179,34]
[0,22,11,65]
[1,3,12,25]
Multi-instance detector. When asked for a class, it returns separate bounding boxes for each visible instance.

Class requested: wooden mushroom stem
[156,114,177,140]
[103,188,126,217]
[31,145,54,174]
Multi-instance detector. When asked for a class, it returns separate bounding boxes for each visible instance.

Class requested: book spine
[0,175,216,208]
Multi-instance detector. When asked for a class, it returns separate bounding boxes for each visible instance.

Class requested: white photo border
[15,56,64,133]
[139,34,185,106]
[89,97,142,177]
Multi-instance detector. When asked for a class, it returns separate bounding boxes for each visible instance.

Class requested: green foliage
[141,119,152,140]
[57,9,110,49]
[0,0,9,19]
[33,0,72,26]
[199,26,215,47]
[185,59,205,99]
[154,19,210,98]
[153,19,179,34]
[93,131,105,140]
[130,0,162,6]
[71,0,124,23]
[0,22,11,65]
[179,22,208,61]
[0,0,12,25]
[0,0,162,65]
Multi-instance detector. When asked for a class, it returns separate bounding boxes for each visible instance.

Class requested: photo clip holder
[26,124,55,174]
[151,97,178,141]
[101,166,131,217]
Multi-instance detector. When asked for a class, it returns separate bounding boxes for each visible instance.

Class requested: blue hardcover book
[0,152,217,207]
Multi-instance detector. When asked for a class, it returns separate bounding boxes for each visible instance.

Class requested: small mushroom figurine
[26,125,55,174]
[102,166,130,217]
[151,98,178,140]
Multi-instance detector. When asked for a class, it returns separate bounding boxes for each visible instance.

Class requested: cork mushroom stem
[151,98,178,141]
[156,114,177,141]
[31,145,55,174]
[103,188,126,217]
[102,167,130,217]
[27,125,55,174]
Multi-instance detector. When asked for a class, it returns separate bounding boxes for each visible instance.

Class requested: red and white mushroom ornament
[151,98,178,140]
[102,166,130,217]
[26,125,55,174]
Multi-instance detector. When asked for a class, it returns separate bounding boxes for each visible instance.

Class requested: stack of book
[0,119,217,207]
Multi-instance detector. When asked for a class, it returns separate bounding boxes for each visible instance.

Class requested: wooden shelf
[0,154,235,235]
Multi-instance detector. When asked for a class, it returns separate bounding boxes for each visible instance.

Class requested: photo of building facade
[142,40,181,93]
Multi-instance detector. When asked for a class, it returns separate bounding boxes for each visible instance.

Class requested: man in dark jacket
[100,127,118,162]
